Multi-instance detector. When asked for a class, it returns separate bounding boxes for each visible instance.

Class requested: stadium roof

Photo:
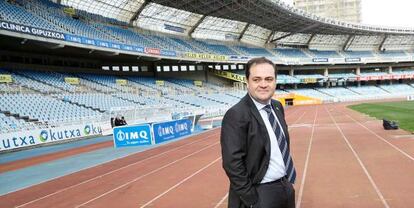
[58,0,414,42]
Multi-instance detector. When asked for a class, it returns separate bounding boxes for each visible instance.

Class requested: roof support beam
[306,34,315,48]
[270,23,320,43]
[189,0,241,37]
[188,15,206,37]
[238,24,250,40]
[266,31,275,44]
[378,35,388,51]
[129,0,150,26]
[342,35,354,51]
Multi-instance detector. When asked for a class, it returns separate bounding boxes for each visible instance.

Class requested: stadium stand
[379,84,414,96]
[377,50,408,58]
[347,86,391,100]
[1,70,63,93]
[1,0,414,139]
[0,0,64,32]
[0,68,246,132]
[14,70,78,92]
[286,88,334,102]
[277,74,301,84]
[274,48,311,58]
[0,93,101,124]
[195,40,239,55]
[309,50,343,58]
[235,46,273,57]
[317,87,362,102]
[3,0,414,59]
[343,51,375,58]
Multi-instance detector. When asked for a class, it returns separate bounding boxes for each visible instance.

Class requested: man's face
[247,63,276,104]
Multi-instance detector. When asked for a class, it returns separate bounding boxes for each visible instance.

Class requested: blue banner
[65,34,82,43]
[229,55,250,60]
[312,58,329,62]
[110,43,121,49]
[1,123,102,152]
[96,40,110,48]
[164,24,185,33]
[0,21,177,58]
[225,33,238,40]
[153,119,192,144]
[0,21,65,40]
[134,46,144,53]
[81,37,96,45]
[160,50,177,57]
[113,124,152,148]
[345,57,361,62]
[121,44,134,51]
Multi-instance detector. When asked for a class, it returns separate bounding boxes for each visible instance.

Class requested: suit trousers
[255,178,295,208]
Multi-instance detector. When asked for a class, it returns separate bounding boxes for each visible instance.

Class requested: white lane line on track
[289,123,313,128]
[392,135,414,140]
[75,141,220,208]
[326,106,390,208]
[285,107,299,118]
[139,157,222,208]
[291,111,306,125]
[344,113,414,161]
[296,106,318,208]
[16,131,219,208]
[285,107,305,123]
[213,193,229,208]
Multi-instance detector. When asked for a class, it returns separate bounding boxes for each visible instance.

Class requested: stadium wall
[206,71,239,87]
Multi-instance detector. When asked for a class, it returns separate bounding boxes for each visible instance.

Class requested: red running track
[0,102,413,208]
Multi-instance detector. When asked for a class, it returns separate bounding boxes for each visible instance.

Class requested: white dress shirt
[250,96,287,183]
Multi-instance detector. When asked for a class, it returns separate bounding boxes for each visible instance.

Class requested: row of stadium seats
[1,67,414,132]
[0,0,64,32]
[0,112,36,133]
[0,93,100,124]
[3,68,414,90]
[4,68,414,95]
[0,69,237,132]
[2,0,414,59]
[285,84,414,102]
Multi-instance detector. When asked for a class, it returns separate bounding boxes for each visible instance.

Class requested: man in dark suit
[221,57,296,208]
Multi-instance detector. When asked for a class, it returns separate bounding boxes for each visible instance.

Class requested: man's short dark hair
[245,57,277,79]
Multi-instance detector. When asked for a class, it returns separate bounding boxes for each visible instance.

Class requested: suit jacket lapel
[243,94,271,154]
[271,101,285,127]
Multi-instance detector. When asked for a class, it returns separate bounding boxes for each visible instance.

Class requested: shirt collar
[249,94,271,111]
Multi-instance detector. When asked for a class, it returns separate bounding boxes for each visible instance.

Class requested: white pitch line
[16,132,219,208]
[285,107,299,119]
[326,107,390,208]
[295,111,307,123]
[139,157,222,208]
[289,123,313,128]
[392,135,414,140]
[296,106,318,208]
[345,114,414,161]
[213,193,229,208]
[75,142,220,208]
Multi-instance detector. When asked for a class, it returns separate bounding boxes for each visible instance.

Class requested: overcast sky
[281,0,414,29]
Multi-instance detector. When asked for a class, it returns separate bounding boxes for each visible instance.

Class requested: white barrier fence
[0,122,104,152]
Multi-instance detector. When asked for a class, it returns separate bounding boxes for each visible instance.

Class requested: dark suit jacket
[220,94,291,208]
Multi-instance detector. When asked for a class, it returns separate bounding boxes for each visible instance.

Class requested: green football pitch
[348,100,414,133]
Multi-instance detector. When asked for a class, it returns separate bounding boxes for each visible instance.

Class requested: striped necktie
[263,104,296,184]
